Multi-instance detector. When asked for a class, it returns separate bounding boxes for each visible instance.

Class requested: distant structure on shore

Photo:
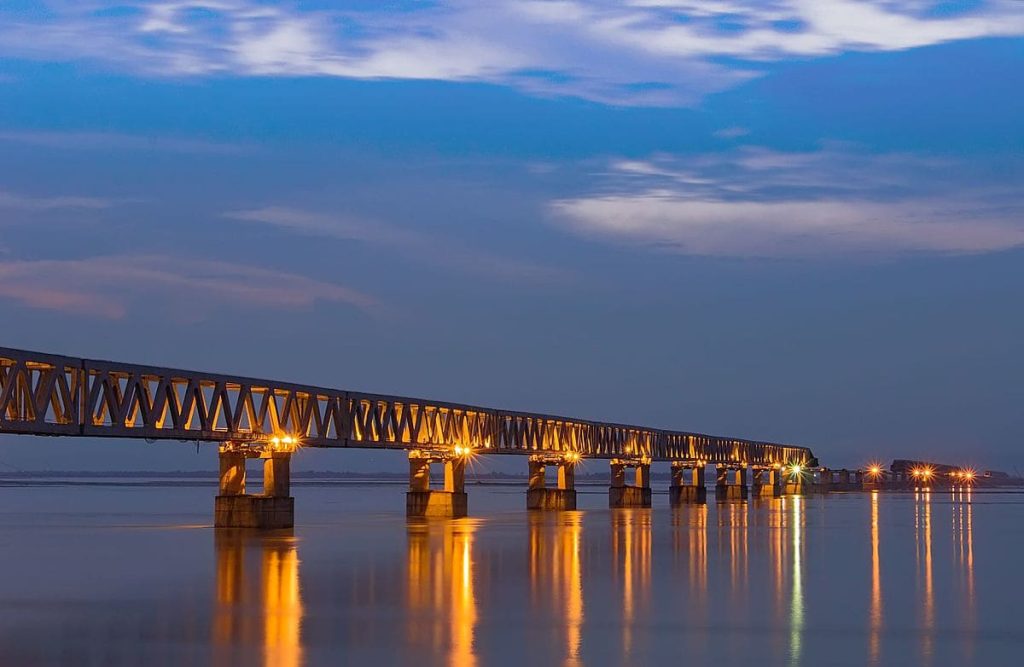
[890,460,1023,487]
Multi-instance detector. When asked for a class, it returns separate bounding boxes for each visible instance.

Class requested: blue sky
[1,1,1022,473]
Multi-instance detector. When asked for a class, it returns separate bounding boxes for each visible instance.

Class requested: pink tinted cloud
[0,254,376,319]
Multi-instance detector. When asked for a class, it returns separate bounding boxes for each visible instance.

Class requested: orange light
[269,434,300,452]
[868,464,882,477]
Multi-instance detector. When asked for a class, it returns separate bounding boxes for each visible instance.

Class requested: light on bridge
[911,466,935,482]
[269,435,300,452]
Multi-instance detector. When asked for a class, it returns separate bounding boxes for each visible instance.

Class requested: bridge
[0,345,825,528]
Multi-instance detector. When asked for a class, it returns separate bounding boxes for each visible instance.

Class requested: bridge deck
[0,346,814,466]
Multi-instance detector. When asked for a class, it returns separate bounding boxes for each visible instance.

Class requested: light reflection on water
[0,484,1006,666]
[214,530,302,667]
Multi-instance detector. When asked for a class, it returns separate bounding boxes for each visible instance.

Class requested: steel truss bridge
[0,346,815,466]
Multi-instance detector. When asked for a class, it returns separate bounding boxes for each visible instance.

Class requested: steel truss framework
[0,347,814,465]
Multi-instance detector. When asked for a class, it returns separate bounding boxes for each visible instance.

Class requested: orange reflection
[528,513,585,667]
[672,504,707,605]
[612,509,652,659]
[783,495,804,665]
[725,503,748,598]
[768,498,784,626]
[953,487,975,661]
[406,520,480,667]
[869,491,882,665]
[671,503,708,659]
[214,530,303,667]
[914,490,934,662]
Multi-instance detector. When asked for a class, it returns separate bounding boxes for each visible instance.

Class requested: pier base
[406,491,469,518]
[610,485,653,508]
[783,481,806,495]
[669,485,707,504]
[716,484,748,501]
[527,488,577,510]
[215,495,294,529]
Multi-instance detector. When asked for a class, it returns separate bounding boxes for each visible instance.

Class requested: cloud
[0,190,115,211]
[713,126,751,139]
[0,254,376,318]
[225,206,566,284]
[549,147,1024,257]
[0,130,252,154]
[1,1,1021,105]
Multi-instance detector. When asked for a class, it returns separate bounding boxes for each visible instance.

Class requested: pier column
[263,452,291,498]
[715,465,748,501]
[409,457,430,492]
[526,455,578,510]
[219,450,247,496]
[609,458,652,508]
[406,450,469,518]
[445,457,466,493]
[558,461,575,491]
[752,467,782,497]
[669,461,706,505]
[215,445,294,530]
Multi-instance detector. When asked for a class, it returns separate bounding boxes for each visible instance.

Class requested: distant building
[890,459,960,475]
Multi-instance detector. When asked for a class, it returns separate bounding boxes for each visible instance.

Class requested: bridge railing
[0,346,813,464]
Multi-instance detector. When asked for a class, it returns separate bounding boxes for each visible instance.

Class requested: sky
[0,1,1022,474]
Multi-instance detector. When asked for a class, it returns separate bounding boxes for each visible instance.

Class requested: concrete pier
[214,445,294,529]
[669,461,707,505]
[609,458,652,508]
[715,465,748,501]
[815,468,832,494]
[406,451,469,518]
[526,455,577,510]
[752,467,782,497]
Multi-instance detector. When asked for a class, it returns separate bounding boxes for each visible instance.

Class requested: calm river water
[0,480,1020,666]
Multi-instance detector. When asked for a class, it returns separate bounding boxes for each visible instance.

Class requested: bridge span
[1,345,819,527]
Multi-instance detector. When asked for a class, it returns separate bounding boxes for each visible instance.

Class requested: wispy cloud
[0,190,115,211]
[0,130,253,154]
[550,147,1024,257]
[713,126,751,140]
[1,1,1021,105]
[0,254,376,318]
[225,206,565,284]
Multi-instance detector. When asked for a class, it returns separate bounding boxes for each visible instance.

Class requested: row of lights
[866,463,977,484]
[267,440,977,486]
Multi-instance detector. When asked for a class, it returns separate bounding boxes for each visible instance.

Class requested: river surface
[0,479,1020,666]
